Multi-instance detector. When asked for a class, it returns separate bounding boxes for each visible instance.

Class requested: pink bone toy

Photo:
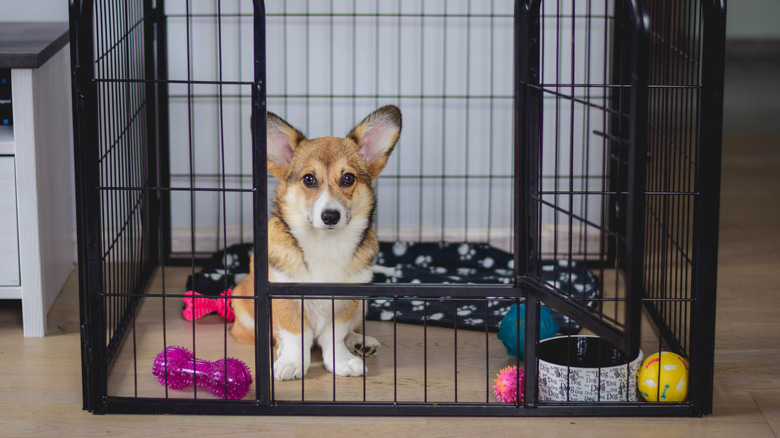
[182,289,234,322]
[152,345,252,400]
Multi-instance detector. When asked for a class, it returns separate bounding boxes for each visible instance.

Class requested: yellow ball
[637,352,689,402]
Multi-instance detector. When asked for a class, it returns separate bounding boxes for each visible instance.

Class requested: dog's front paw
[274,358,307,381]
[325,356,366,377]
[346,333,380,357]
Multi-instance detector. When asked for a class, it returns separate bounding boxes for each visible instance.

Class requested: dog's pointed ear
[266,112,306,180]
[348,105,402,179]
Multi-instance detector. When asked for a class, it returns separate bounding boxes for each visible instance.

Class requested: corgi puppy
[230,105,402,381]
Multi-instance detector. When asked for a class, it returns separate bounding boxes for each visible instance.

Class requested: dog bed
[184,242,600,335]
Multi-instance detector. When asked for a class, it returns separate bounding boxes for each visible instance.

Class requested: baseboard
[726,39,780,58]
[169,225,604,261]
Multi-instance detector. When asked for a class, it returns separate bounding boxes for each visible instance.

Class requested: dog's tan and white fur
[230,105,401,381]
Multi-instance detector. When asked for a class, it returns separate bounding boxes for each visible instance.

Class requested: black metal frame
[71,0,726,417]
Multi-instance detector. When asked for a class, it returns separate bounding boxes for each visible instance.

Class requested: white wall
[164,0,608,256]
[165,0,520,254]
[727,0,780,40]
[0,0,68,21]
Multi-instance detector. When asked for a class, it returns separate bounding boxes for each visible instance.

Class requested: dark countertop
[0,22,69,69]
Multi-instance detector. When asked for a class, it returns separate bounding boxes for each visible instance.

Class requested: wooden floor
[2,55,780,437]
[106,265,519,404]
[102,266,655,406]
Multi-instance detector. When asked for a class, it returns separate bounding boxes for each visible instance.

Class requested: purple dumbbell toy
[153,346,252,400]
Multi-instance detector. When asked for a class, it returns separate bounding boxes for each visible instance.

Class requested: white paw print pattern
[479,257,495,269]
[227,253,241,269]
[457,304,478,316]
[493,305,512,316]
[463,318,485,326]
[410,300,426,312]
[393,241,409,257]
[557,272,573,283]
[457,267,477,276]
[415,255,433,267]
[204,269,226,281]
[457,243,477,261]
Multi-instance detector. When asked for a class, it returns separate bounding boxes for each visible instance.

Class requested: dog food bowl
[537,335,643,402]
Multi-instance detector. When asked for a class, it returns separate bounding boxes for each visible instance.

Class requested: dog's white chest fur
[277,215,374,284]
[270,217,376,380]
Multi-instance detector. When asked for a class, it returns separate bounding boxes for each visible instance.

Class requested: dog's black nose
[321,210,341,226]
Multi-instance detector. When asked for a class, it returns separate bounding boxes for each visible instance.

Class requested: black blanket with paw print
[185,242,600,335]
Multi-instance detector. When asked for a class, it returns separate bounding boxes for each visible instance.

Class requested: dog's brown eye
[341,173,356,187]
[302,174,317,187]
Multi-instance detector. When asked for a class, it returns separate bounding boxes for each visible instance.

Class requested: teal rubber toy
[497,303,559,359]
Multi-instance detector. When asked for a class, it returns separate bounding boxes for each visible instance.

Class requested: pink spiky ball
[493,365,525,403]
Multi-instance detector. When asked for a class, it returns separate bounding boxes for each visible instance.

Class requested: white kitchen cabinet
[0,22,76,336]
